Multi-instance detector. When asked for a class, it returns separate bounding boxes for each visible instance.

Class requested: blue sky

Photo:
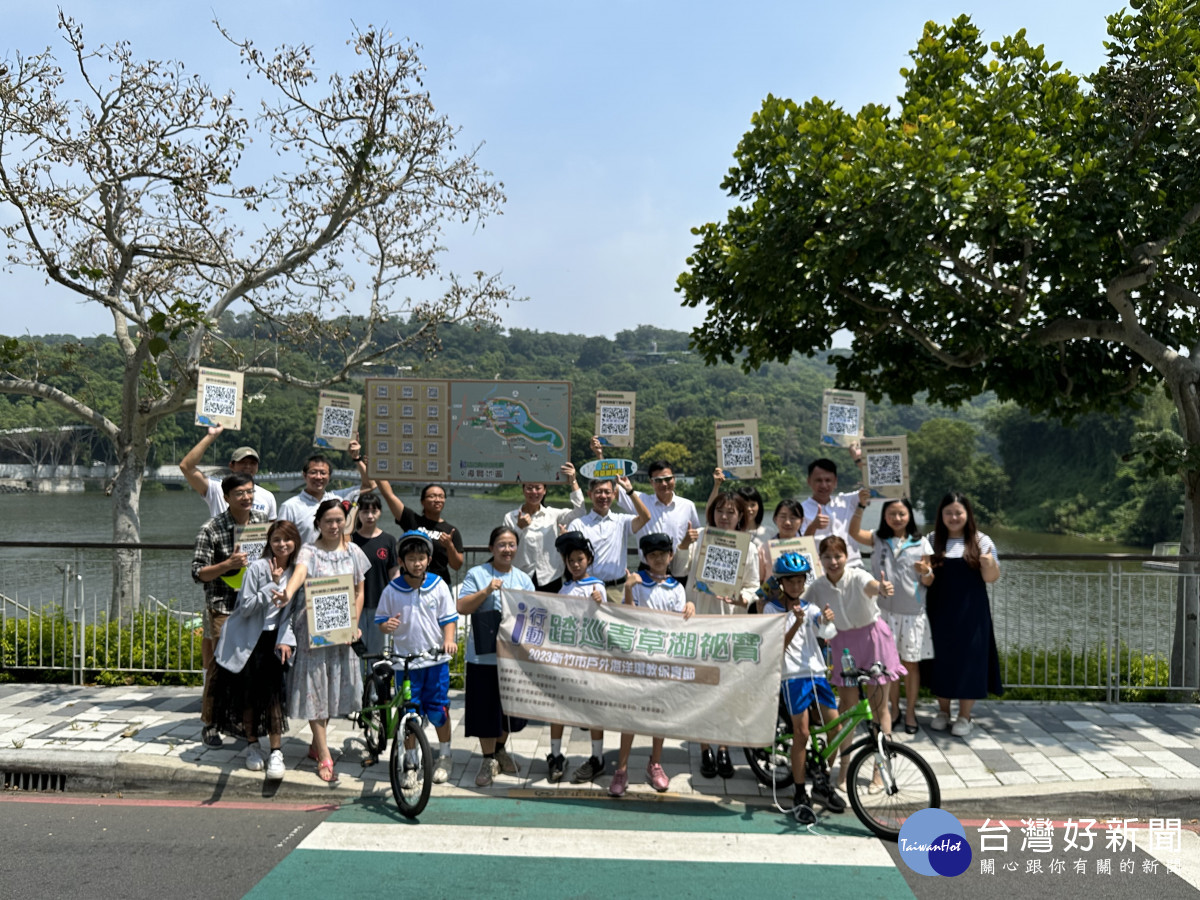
[2,1,1114,342]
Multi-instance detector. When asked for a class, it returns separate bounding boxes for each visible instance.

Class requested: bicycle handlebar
[841,661,888,685]
[364,647,445,664]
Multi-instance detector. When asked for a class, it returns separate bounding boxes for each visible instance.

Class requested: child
[757,499,805,588]
[763,551,843,823]
[545,531,608,784]
[610,532,695,797]
[351,492,398,670]
[377,531,459,785]
[807,535,904,790]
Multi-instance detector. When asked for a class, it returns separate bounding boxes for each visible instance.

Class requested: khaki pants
[201,609,229,726]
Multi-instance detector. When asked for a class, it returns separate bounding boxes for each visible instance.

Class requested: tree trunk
[1169,375,1200,690]
[109,436,147,621]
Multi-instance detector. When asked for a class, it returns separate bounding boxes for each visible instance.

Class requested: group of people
[185,425,1004,813]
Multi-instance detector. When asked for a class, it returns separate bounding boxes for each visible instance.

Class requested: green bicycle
[744,663,940,840]
[358,646,441,819]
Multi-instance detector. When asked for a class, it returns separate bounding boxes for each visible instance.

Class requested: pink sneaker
[646,762,669,792]
[609,768,628,797]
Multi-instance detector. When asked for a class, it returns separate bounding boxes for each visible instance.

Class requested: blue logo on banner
[897,808,972,877]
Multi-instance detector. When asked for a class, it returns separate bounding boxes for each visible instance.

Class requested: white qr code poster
[690,527,752,599]
[595,391,636,449]
[194,367,244,430]
[766,536,824,583]
[715,419,762,479]
[860,435,910,500]
[821,389,866,448]
[305,573,356,648]
[234,522,271,567]
[313,390,362,451]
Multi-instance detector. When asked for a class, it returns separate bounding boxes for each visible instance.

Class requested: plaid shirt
[191,508,269,615]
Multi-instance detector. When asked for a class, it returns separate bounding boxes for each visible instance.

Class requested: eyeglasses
[230,489,255,498]
[651,476,675,484]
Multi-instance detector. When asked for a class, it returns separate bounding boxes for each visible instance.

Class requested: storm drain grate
[3,770,67,792]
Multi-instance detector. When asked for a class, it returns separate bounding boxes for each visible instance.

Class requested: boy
[547,532,607,784]
[610,532,695,797]
[765,551,845,823]
[351,492,398,668]
[377,531,459,784]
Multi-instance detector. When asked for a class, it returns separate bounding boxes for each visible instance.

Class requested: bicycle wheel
[389,714,434,819]
[742,709,794,789]
[361,674,390,759]
[846,737,939,840]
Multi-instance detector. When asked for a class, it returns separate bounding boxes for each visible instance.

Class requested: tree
[0,16,512,614]
[907,418,1008,524]
[678,1,1200,685]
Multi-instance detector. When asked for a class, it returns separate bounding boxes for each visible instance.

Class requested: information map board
[366,378,571,485]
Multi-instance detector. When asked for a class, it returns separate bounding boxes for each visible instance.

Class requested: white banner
[496,589,782,746]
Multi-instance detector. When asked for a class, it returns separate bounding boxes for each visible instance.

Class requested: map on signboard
[450,381,571,484]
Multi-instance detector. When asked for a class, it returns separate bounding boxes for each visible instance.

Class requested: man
[567,474,650,603]
[801,454,870,567]
[277,442,368,545]
[503,463,584,593]
[190,473,269,747]
[178,423,276,519]
[592,438,699,580]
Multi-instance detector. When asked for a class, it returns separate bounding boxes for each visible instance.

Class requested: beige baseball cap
[229,447,260,463]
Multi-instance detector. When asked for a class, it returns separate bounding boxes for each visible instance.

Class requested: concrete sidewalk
[1,683,1198,817]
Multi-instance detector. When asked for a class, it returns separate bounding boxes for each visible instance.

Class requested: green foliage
[999,643,1176,702]
[908,418,1009,523]
[639,442,693,473]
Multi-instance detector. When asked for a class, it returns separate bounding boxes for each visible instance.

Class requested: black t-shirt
[395,509,462,584]
[351,529,397,609]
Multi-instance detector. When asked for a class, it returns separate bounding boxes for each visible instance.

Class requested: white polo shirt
[278,486,361,545]
[618,490,700,566]
[503,488,585,585]
[801,491,865,566]
[567,509,641,583]
[203,478,277,521]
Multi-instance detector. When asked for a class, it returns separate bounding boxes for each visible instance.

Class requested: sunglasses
[651,475,675,484]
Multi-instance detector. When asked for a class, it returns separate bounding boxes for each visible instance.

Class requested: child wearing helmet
[376,530,459,785]
[766,550,844,824]
[544,531,608,785]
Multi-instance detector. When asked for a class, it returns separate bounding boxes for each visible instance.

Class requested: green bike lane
[244,794,913,899]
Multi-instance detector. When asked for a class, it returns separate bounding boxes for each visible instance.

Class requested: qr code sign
[721,435,755,469]
[201,383,237,418]
[701,545,742,586]
[826,403,860,436]
[868,452,904,486]
[320,405,356,439]
[312,592,352,633]
[598,405,631,436]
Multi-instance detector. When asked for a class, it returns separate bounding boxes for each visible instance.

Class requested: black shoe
[716,748,735,779]
[202,725,222,748]
[812,783,846,814]
[570,755,604,783]
[547,753,566,784]
[700,747,718,778]
[794,791,817,825]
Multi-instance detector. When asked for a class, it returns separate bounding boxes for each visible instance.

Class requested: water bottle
[823,644,832,673]
[841,647,856,683]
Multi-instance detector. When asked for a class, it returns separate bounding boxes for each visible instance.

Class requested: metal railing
[2,542,1197,700]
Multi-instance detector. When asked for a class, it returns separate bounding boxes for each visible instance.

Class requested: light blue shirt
[461,563,534,665]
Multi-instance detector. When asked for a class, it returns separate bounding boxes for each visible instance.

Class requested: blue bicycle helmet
[396,530,435,558]
[773,551,813,577]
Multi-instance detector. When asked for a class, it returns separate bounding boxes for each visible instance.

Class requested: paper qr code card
[305,573,357,647]
[715,419,762,479]
[860,435,910,500]
[690,527,752,597]
[313,390,362,451]
[766,536,823,582]
[235,522,271,563]
[194,367,244,430]
[595,391,636,448]
[821,389,866,447]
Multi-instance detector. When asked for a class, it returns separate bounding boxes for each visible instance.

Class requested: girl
[546,531,607,785]
[458,525,535,787]
[926,492,1002,737]
[210,520,303,781]
[851,498,934,735]
[757,498,805,586]
[611,532,695,797]
[806,535,904,790]
[277,498,369,783]
[685,491,760,780]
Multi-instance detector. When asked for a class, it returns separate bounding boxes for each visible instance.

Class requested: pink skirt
[830,619,906,685]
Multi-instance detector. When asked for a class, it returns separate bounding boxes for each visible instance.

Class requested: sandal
[317,758,337,783]
[307,745,320,762]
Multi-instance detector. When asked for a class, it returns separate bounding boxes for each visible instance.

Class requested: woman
[685,491,760,780]
[210,520,303,781]
[925,492,1003,737]
[457,525,535,787]
[502,463,583,592]
[376,480,464,584]
[277,498,369,782]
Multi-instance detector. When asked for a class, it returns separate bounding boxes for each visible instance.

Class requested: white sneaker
[244,742,265,772]
[951,717,973,737]
[401,767,419,789]
[433,755,452,784]
[929,711,951,732]
[265,749,285,780]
